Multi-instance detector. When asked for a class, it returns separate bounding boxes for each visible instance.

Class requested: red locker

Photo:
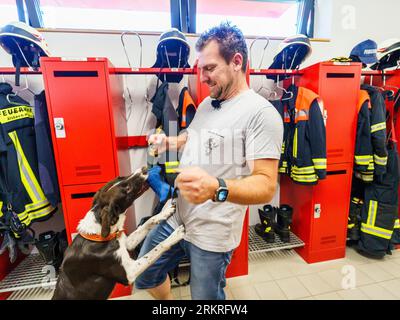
[280,62,362,263]
[40,57,133,297]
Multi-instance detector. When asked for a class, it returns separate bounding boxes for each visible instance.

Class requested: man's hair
[195,22,248,72]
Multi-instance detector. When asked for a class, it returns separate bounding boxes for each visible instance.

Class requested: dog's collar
[79,230,125,242]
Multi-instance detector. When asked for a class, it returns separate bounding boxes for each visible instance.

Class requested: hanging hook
[249,36,271,69]
[277,74,294,101]
[120,31,143,69]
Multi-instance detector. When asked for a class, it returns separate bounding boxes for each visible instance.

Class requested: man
[135,22,283,300]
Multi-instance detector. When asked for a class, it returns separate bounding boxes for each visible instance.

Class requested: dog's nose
[141,166,148,175]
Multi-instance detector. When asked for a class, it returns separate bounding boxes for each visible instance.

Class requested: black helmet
[152,28,190,83]
[267,34,312,81]
[0,21,51,85]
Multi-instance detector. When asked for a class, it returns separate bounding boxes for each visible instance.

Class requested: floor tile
[359,283,397,300]
[313,292,343,300]
[356,263,395,282]
[336,288,370,300]
[226,275,251,289]
[130,289,154,300]
[276,277,311,300]
[375,261,400,278]
[317,269,345,291]
[248,263,274,284]
[297,274,335,295]
[379,279,400,299]
[230,284,260,300]
[254,280,287,300]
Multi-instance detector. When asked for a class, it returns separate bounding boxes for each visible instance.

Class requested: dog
[52,166,185,300]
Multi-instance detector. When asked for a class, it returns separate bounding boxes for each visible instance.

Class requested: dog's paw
[167,225,185,244]
[152,206,176,224]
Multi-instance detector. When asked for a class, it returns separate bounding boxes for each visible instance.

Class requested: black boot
[35,231,63,271]
[275,205,293,243]
[347,198,362,241]
[255,205,276,243]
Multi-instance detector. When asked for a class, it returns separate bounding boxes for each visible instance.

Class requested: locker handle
[53,71,98,77]
[71,192,96,199]
[326,73,355,78]
[326,170,347,175]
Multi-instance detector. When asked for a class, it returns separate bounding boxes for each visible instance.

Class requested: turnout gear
[0,83,56,263]
[358,143,399,258]
[0,22,50,86]
[177,87,197,129]
[152,28,190,83]
[348,197,363,241]
[279,85,327,185]
[361,85,388,177]
[275,205,293,243]
[353,90,374,182]
[255,205,276,243]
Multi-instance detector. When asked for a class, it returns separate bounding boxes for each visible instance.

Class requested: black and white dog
[52,167,184,300]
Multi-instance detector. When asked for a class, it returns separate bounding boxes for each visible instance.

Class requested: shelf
[0,254,57,293]
[248,225,305,254]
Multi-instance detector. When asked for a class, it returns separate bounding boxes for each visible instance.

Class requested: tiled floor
[125,246,400,300]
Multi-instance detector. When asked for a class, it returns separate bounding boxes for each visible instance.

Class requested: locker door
[43,61,116,186]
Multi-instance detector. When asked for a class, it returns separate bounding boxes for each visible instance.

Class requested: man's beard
[210,85,223,99]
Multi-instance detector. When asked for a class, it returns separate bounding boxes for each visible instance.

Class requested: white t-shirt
[168,88,283,252]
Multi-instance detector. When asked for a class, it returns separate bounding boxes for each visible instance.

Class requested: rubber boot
[347,198,362,241]
[275,205,293,243]
[35,231,63,270]
[255,205,276,243]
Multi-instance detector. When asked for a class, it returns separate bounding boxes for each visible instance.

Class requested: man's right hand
[148,133,168,154]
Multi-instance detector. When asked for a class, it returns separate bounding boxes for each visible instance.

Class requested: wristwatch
[213,178,229,202]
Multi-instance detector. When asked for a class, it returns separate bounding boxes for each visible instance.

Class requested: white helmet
[0,21,51,69]
[371,38,400,70]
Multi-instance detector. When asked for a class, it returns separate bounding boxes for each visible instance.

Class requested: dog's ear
[100,204,119,238]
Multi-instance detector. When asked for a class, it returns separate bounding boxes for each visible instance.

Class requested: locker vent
[320,235,336,245]
[327,148,344,159]
[75,165,101,176]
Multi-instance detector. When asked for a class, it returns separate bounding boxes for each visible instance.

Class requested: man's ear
[100,204,119,238]
[232,53,243,71]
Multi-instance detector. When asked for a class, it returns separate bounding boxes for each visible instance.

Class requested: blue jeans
[135,221,233,300]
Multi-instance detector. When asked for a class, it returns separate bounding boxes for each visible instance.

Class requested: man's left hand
[175,167,219,204]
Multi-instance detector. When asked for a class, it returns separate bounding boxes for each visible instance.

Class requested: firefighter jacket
[359,142,399,257]
[0,83,56,231]
[150,83,197,185]
[280,85,327,185]
[353,90,374,182]
[361,84,388,176]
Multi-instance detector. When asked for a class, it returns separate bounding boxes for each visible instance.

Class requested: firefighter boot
[255,205,275,243]
[347,198,362,241]
[275,205,293,243]
[35,231,63,270]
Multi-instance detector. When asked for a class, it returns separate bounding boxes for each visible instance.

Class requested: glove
[0,231,17,263]
[147,165,174,203]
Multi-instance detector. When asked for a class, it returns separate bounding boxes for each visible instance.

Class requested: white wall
[1,0,399,232]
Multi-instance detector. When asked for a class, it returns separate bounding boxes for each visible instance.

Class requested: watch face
[217,189,228,202]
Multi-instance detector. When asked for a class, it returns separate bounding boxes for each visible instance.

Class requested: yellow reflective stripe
[9,131,47,203]
[373,154,388,166]
[165,161,179,167]
[278,168,286,173]
[367,200,378,226]
[361,223,393,240]
[370,122,386,133]
[293,128,298,158]
[281,161,288,168]
[312,158,327,169]
[291,165,315,174]
[290,173,318,182]
[0,200,2,218]
[17,199,51,221]
[0,105,33,124]
[264,227,272,232]
[348,224,355,229]
[18,202,55,225]
[394,219,400,229]
[355,155,373,165]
